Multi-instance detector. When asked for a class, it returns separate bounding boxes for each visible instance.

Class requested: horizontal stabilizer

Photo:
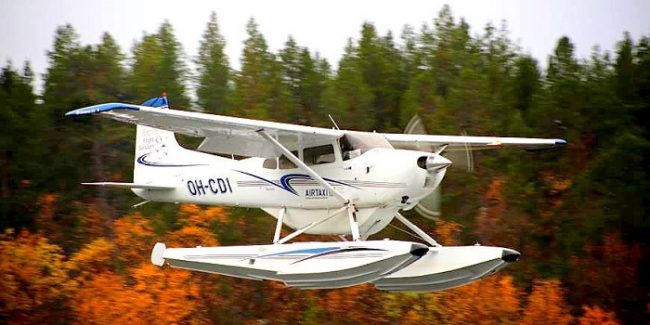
[81,182,175,190]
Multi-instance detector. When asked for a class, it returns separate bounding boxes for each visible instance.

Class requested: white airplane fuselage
[132,126,445,236]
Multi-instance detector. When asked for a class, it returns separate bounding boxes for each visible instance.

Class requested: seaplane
[66,94,566,291]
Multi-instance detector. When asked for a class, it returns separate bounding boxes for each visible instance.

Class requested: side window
[279,152,298,169]
[303,145,335,166]
[340,136,360,161]
[263,158,278,169]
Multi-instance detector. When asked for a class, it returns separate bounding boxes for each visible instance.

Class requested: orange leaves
[475,177,533,248]
[521,279,573,325]
[68,206,219,323]
[0,229,69,321]
[578,305,620,325]
[34,193,62,240]
[476,178,506,245]
[381,275,520,324]
[80,202,110,240]
[167,225,219,247]
[72,272,145,324]
[178,204,229,227]
[320,284,385,323]
[568,232,643,315]
[1,204,631,323]
[436,275,520,324]
[66,237,115,281]
[131,264,203,323]
[73,265,203,324]
[114,212,156,263]
[433,218,462,245]
[166,204,225,247]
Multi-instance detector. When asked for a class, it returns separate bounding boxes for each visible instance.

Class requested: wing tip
[65,103,140,116]
[555,139,567,146]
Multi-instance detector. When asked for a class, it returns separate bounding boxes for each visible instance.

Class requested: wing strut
[257,130,349,205]
[258,129,361,241]
[394,212,441,247]
[273,207,286,244]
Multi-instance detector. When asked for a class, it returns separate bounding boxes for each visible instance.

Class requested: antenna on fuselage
[328,114,340,130]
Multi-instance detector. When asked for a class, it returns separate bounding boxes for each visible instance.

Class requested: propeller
[404,115,474,219]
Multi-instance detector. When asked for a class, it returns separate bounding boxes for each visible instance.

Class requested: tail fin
[134,95,184,183]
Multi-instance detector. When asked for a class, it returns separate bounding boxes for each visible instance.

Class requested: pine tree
[278,37,331,125]
[131,21,190,108]
[356,23,404,131]
[0,62,37,229]
[197,12,231,114]
[324,39,374,130]
[233,18,291,121]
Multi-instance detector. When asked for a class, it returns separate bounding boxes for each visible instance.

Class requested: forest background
[0,5,648,324]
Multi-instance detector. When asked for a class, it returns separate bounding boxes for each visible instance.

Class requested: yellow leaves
[521,279,573,325]
[0,230,69,320]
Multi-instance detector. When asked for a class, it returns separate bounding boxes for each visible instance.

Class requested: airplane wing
[382,133,566,151]
[66,102,565,157]
[81,182,175,190]
[66,103,344,158]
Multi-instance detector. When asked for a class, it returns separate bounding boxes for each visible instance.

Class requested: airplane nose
[501,249,521,262]
[417,154,452,173]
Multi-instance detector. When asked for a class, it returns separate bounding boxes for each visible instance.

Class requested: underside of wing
[81,182,175,190]
[383,133,567,151]
[66,103,344,158]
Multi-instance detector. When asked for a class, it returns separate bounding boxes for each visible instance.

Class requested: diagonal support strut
[277,206,347,244]
[394,212,441,247]
[273,207,286,244]
[258,129,360,242]
[257,129,349,205]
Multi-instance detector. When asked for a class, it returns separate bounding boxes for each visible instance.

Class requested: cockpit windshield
[340,131,393,160]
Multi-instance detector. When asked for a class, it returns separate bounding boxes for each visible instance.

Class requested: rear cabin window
[263,158,278,169]
[263,146,337,169]
[304,145,335,166]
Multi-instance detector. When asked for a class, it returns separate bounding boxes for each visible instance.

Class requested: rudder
[134,95,184,183]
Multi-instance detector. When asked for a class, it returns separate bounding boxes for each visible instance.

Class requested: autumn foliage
[0,204,626,324]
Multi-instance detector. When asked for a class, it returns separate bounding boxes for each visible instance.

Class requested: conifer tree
[197,12,231,114]
[0,63,37,229]
[324,39,374,130]
[131,21,189,108]
[233,18,291,120]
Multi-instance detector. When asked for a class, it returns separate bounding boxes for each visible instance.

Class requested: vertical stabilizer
[134,95,184,183]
